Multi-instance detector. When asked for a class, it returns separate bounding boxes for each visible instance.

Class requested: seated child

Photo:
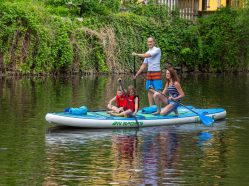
[107,88,126,114]
[109,85,139,118]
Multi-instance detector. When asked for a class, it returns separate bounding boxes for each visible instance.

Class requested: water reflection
[45,121,226,185]
[111,130,139,185]
[139,128,179,185]
[197,131,213,146]
[1,74,249,185]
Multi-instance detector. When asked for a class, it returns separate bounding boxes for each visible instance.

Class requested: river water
[0,74,249,185]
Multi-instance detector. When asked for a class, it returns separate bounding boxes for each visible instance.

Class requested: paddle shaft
[90,109,106,112]
[118,80,140,128]
[159,92,199,115]
[149,87,214,126]
[174,99,214,126]
[149,87,194,112]
[170,99,199,115]
[133,55,136,88]
[133,55,136,76]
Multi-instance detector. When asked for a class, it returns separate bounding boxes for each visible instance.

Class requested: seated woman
[107,88,125,114]
[109,85,139,118]
[151,67,185,115]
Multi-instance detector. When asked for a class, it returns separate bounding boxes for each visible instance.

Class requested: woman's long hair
[166,67,180,85]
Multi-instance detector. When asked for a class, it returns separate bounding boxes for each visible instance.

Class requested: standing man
[132,37,163,106]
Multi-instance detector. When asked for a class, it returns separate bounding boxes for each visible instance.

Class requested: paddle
[148,87,214,126]
[90,109,106,112]
[118,79,140,128]
[133,55,137,88]
[171,100,214,126]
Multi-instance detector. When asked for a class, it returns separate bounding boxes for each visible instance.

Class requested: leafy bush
[198,8,249,71]
[0,0,248,75]
[0,1,74,73]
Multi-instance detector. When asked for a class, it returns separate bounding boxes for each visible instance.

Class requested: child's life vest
[116,94,126,108]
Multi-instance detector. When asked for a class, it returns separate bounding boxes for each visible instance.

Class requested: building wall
[125,0,245,20]
[207,0,227,10]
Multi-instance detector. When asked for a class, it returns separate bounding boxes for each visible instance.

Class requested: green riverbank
[0,0,249,75]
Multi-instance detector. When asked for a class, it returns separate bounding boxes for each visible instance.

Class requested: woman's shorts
[168,100,180,110]
[146,79,163,91]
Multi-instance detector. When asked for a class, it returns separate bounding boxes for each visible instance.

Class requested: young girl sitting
[109,85,139,118]
[107,88,126,114]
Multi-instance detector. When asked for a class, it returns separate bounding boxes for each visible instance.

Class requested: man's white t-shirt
[143,46,161,71]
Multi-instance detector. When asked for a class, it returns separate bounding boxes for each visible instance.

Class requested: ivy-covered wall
[0,0,248,75]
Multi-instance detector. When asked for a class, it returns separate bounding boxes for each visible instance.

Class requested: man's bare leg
[148,91,154,106]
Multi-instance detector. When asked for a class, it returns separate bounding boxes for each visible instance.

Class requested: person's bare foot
[152,111,160,115]
[109,112,120,117]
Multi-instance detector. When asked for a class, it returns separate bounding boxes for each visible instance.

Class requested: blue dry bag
[64,106,88,115]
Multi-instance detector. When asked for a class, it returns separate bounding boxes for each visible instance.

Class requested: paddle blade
[199,115,215,126]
